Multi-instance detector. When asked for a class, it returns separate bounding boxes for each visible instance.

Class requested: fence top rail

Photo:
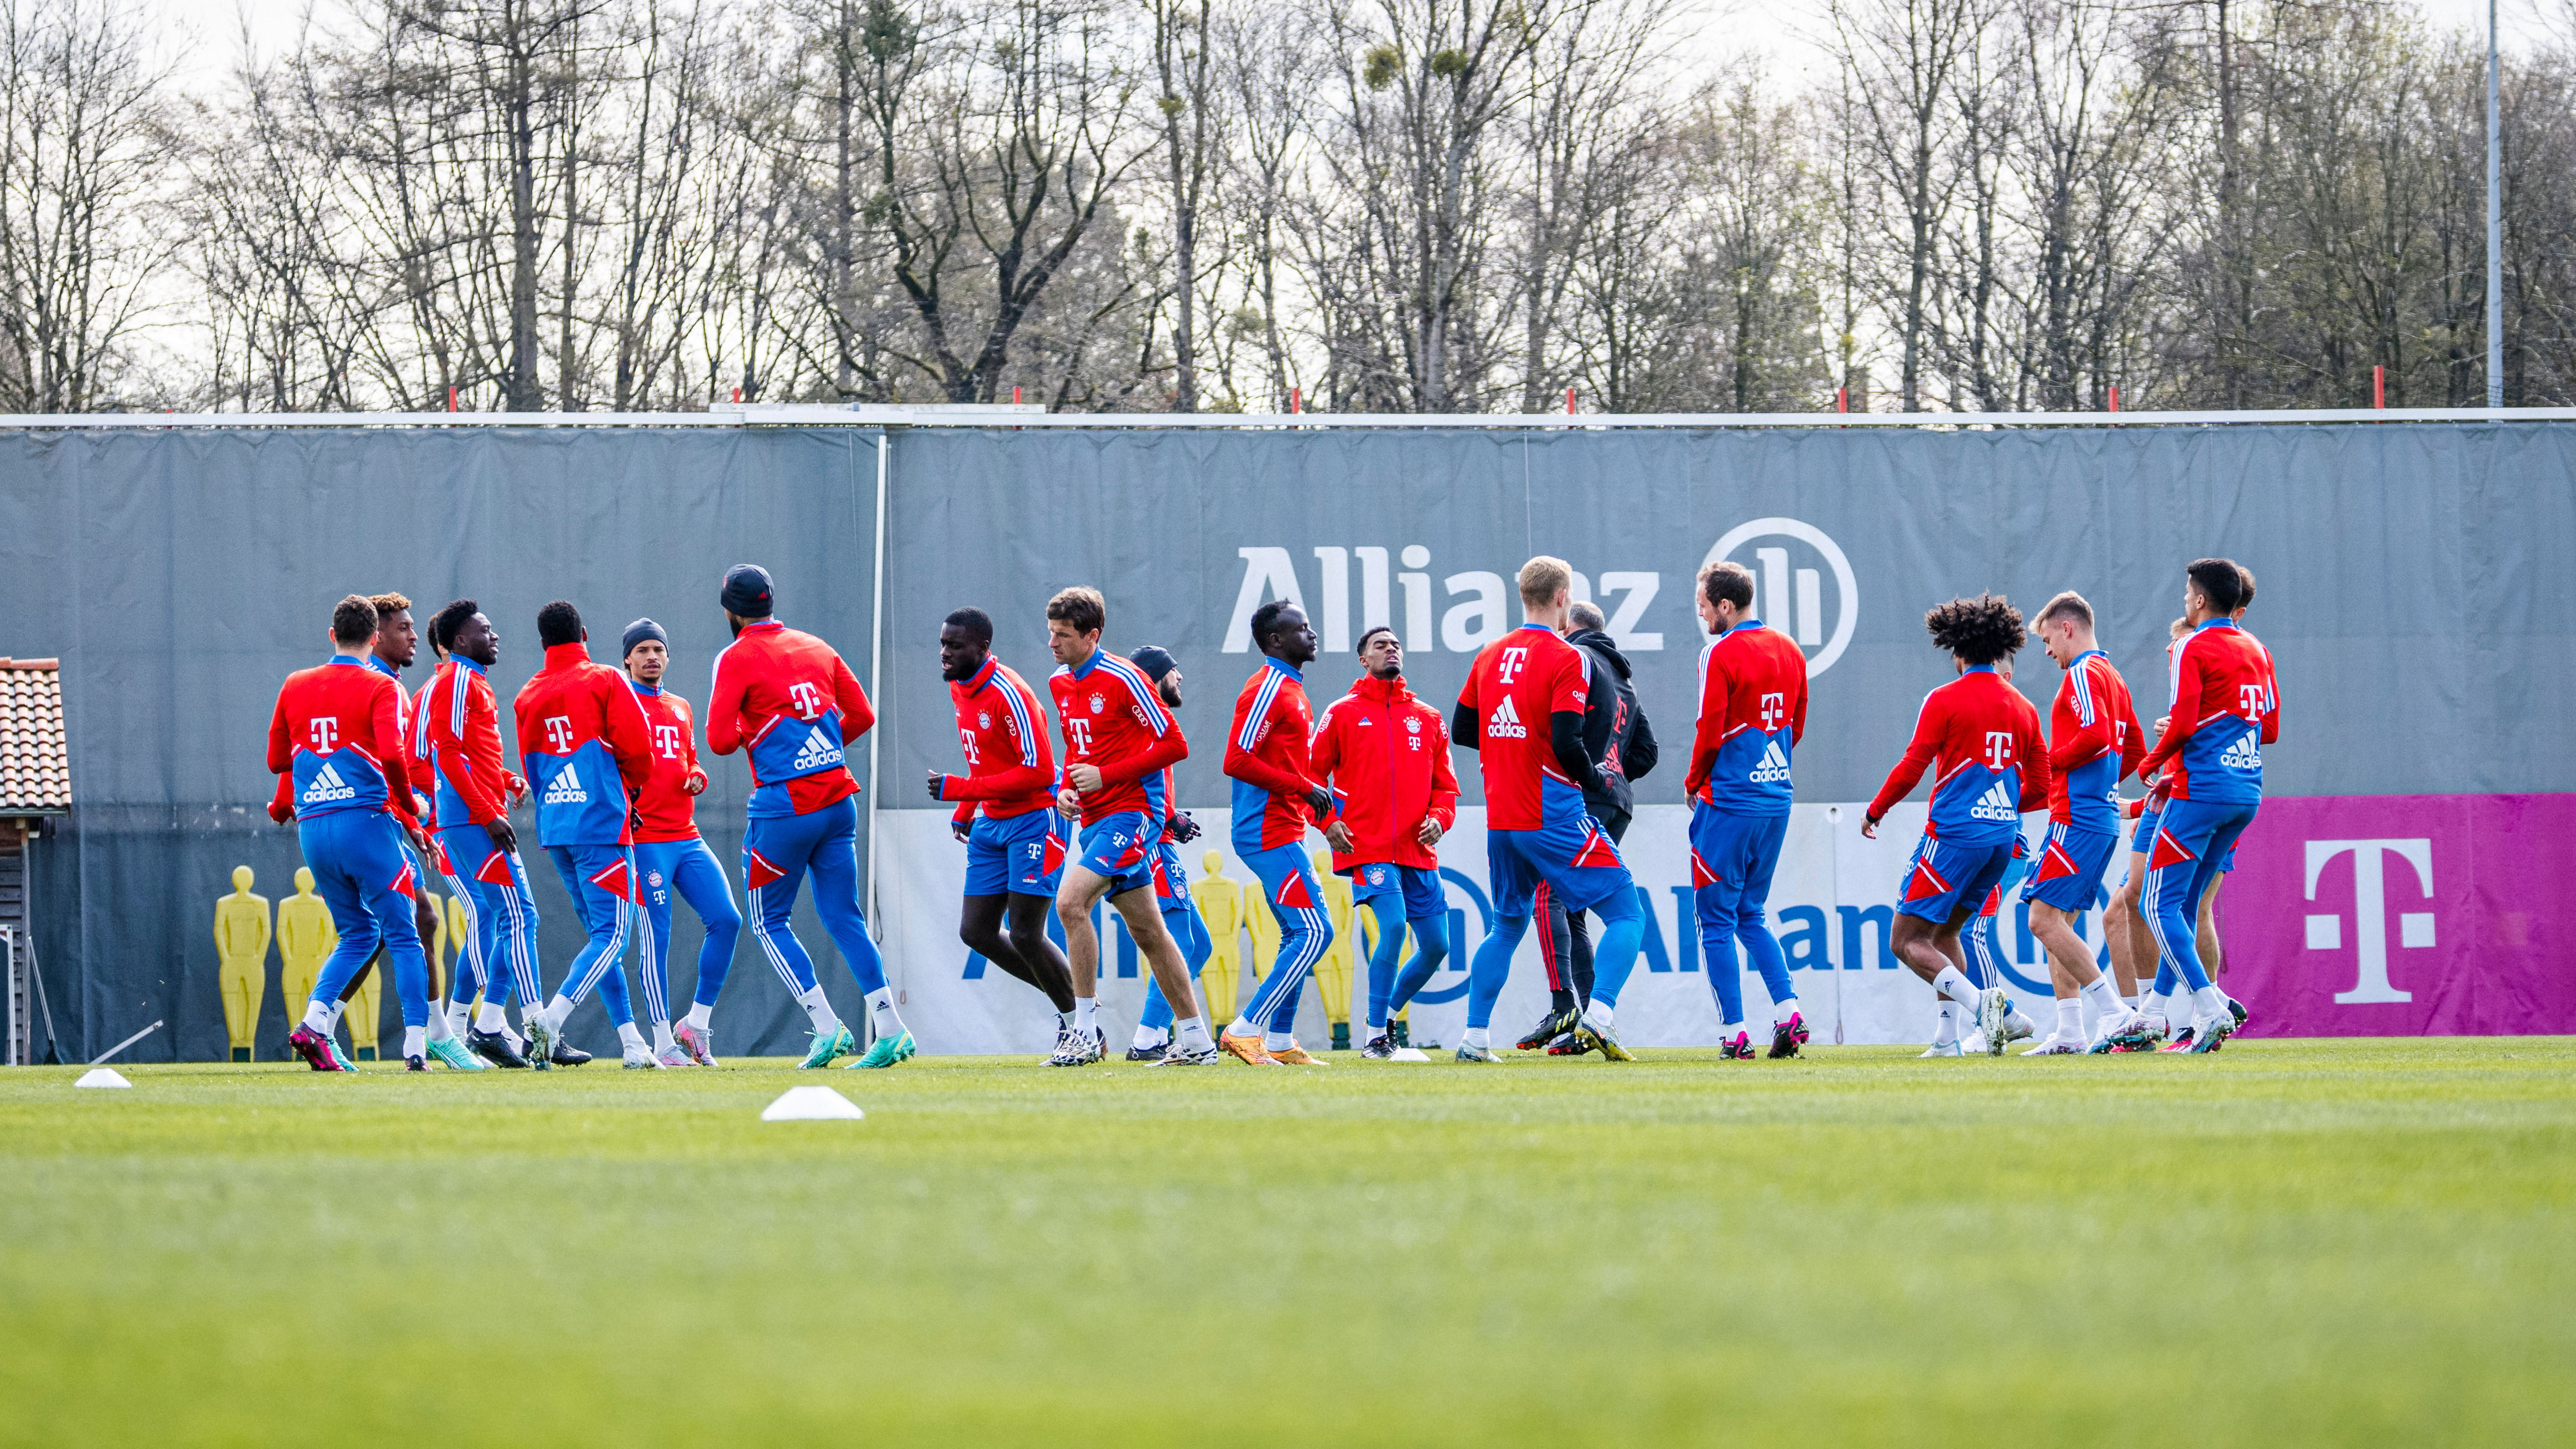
[5,405,2576,431]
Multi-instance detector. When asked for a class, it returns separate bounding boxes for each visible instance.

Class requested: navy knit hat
[621,617,667,658]
[1129,645,1177,682]
[720,564,774,617]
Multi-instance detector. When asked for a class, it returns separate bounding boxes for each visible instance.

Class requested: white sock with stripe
[865,987,906,1040]
[797,986,839,1035]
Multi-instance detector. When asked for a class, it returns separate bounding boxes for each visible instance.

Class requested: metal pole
[2487,0,2504,409]
[865,430,889,940]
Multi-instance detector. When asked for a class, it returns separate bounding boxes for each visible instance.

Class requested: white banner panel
[874,804,2117,1055]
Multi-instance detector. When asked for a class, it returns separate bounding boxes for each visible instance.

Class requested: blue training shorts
[1897,834,2017,924]
[967,808,1064,897]
[2022,821,2120,911]
[1488,794,1634,918]
[1073,811,1159,896]
[1348,861,1443,919]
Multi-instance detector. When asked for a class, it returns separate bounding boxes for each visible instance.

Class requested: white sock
[1073,996,1098,1037]
[2079,977,2122,1017]
[1583,1001,1616,1031]
[543,994,574,1030]
[322,999,346,1032]
[446,1001,472,1036]
[1174,1016,1213,1051]
[2055,998,2083,1038]
[2192,985,2231,1024]
[1933,1000,1959,1046]
[424,1009,453,1042]
[2121,993,2141,1010]
[1132,1024,1168,1050]
[1265,1029,1295,1051]
[866,986,906,1039]
[797,985,839,1035]
[2142,989,2171,1022]
[617,1021,646,1050]
[300,1001,333,1033]
[685,1003,712,1031]
[1461,1025,1490,1051]
[1932,964,1983,1010]
[652,1021,676,1052]
[475,1002,508,1033]
[1772,996,1800,1026]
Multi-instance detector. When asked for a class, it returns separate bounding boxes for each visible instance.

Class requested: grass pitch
[3,1039,2570,1447]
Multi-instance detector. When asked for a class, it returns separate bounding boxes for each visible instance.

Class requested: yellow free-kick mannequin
[1190,850,1245,1025]
[274,867,337,1030]
[214,866,272,1062]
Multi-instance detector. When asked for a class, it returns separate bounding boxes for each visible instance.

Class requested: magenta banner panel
[2221,794,2575,1037]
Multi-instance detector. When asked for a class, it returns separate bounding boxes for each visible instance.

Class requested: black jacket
[1567,627,1656,836]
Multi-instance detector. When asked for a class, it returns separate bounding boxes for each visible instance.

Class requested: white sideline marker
[74,1068,131,1089]
[1387,1048,1431,1063]
[760,1086,866,1121]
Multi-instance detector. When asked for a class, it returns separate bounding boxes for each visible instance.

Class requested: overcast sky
[167,0,2563,100]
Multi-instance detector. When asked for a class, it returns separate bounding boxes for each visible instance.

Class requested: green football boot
[844,1029,916,1069]
[425,1036,487,1071]
[799,1023,855,1069]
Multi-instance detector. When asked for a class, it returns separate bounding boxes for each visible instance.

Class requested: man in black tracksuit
[1519,601,1660,1051]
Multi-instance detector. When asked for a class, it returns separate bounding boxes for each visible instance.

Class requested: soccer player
[1527,600,1658,1056]
[708,564,916,1068]
[1124,647,1218,1063]
[1040,586,1209,1066]
[419,599,547,1068]
[309,593,476,1069]
[1861,593,2048,1058]
[1450,558,1648,1063]
[1218,601,1338,1066]
[1684,560,1810,1061]
[2125,558,2275,1055]
[926,607,1079,1055]
[1309,625,1456,1060]
[2100,615,2193,1019]
[2017,591,2146,1054]
[268,595,437,1071]
[624,618,741,1067]
[515,600,659,1069]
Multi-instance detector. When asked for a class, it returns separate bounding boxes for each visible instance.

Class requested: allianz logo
[1224,546,1665,655]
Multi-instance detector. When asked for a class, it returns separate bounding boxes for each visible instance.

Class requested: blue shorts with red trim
[1897,834,2017,924]
[967,808,1064,897]
[1488,796,1634,918]
[1074,811,1159,896]
[1348,861,1443,920]
[2021,822,2119,911]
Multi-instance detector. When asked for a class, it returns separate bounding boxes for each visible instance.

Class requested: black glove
[1169,811,1202,844]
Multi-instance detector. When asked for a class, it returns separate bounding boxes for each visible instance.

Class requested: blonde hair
[1518,556,1573,609]
[2034,590,2092,630]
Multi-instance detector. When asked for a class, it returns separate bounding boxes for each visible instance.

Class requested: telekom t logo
[1065,716,1093,755]
[544,716,575,752]
[2305,838,2434,1005]
[2239,684,2266,719]
[1497,647,1529,683]
[652,724,683,760]
[1983,731,2013,770]
[1758,692,1786,731]
[309,717,338,751]
[789,682,824,718]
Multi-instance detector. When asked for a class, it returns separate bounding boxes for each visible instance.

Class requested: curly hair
[428,598,480,655]
[1924,593,2026,665]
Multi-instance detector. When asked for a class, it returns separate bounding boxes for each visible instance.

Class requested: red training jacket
[1310,672,1458,872]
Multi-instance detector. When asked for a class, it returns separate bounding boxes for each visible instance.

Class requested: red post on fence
[2108,385,2120,413]
[732,387,741,403]
[447,386,458,413]
[1565,387,1576,416]
[1014,386,1023,406]
[1836,387,1848,414]
[2374,365,2386,409]
[1290,386,1301,416]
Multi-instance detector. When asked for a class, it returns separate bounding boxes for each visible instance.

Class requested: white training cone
[74,1068,131,1089]
[1388,1048,1432,1063]
[760,1086,866,1121]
